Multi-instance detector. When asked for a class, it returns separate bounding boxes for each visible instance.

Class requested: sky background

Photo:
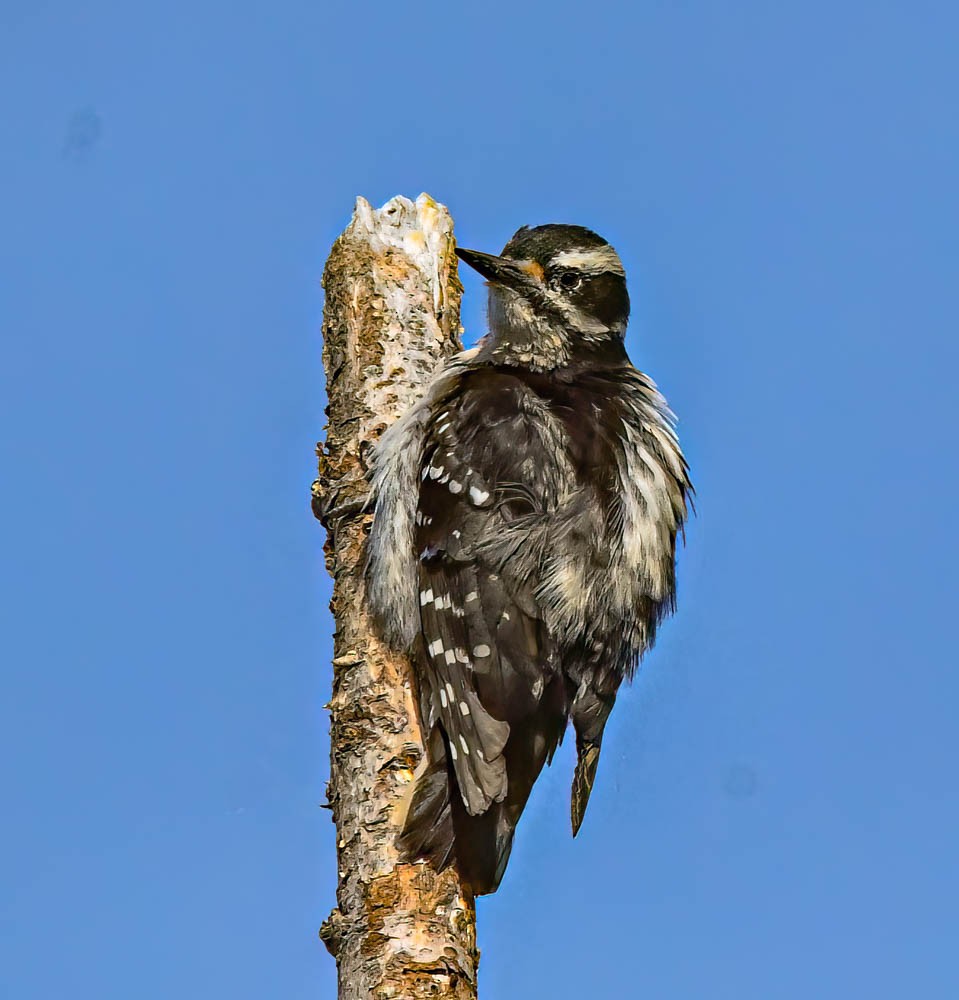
[2,2,958,997]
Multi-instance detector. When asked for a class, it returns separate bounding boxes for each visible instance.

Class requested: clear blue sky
[2,2,957,997]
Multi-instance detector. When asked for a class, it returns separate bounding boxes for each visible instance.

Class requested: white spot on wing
[473,644,491,658]
[469,486,489,505]
[428,639,444,656]
[459,735,470,755]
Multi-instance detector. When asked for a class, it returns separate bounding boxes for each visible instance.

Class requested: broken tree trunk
[313,194,479,999]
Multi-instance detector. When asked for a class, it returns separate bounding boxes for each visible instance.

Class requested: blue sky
[2,2,957,997]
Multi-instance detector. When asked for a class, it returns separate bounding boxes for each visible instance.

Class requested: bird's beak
[455,247,544,292]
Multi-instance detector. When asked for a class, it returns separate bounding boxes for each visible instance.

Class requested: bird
[365,223,692,895]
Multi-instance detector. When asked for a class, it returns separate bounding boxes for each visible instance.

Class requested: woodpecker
[366,224,692,895]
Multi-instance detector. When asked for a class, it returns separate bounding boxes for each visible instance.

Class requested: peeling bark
[313,195,478,999]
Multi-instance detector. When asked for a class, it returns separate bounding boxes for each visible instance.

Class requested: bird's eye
[555,271,582,293]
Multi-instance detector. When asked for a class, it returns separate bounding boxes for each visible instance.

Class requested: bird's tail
[399,665,568,894]
[397,727,456,872]
[399,706,565,894]
[396,736,516,896]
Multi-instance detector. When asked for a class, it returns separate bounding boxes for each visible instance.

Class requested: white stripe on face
[550,246,625,277]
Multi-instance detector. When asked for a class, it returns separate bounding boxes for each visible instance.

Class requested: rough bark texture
[313,194,478,999]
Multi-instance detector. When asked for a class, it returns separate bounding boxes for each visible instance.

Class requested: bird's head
[456,224,630,370]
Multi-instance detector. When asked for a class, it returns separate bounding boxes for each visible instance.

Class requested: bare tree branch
[313,194,478,999]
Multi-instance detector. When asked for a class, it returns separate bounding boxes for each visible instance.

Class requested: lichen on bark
[313,194,478,999]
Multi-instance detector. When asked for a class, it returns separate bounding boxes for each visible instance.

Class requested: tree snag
[313,194,478,999]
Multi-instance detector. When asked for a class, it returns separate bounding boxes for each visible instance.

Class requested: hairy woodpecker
[366,224,692,895]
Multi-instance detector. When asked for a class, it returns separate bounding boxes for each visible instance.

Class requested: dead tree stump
[313,194,479,999]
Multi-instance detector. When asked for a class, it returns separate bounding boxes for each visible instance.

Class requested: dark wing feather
[415,413,516,815]
[400,370,571,890]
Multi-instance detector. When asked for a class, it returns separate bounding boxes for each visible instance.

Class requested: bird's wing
[413,369,572,816]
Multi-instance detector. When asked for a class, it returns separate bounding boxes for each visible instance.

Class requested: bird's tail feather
[397,752,516,895]
[397,756,456,872]
[399,674,566,894]
[450,797,516,895]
